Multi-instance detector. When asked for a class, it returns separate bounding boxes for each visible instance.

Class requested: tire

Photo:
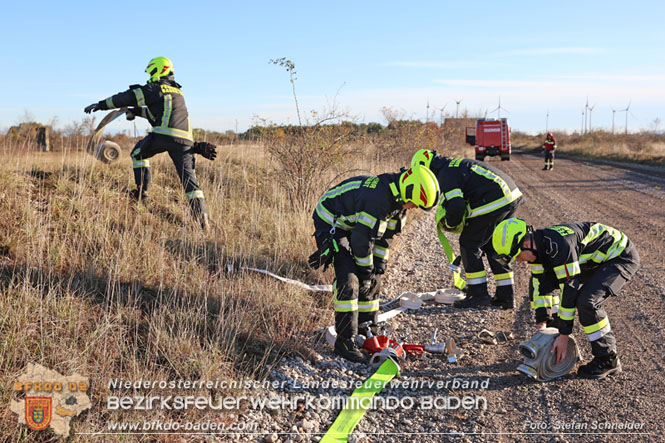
[475,154,485,161]
[500,153,510,161]
[95,141,121,163]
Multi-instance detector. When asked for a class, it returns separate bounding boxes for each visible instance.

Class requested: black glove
[308,235,338,271]
[84,103,100,114]
[126,107,142,121]
[192,141,217,161]
[359,275,375,297]
[373,260,387,275]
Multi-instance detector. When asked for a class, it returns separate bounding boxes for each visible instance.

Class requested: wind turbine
[438,104,448,125]
[619,101,632,134]
[490,97,509,119]
[611,108,617,134]
[426,100,431,122]
[455,99,463,118]
[588,103,596,132]
[546,109,549,133]
[581,108,585,134]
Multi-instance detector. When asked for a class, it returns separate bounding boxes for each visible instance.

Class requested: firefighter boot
[188,198,209,231]
[334,311,365,362]
[454,284,491,308]
[491,285,515,309]
[542,165,548,171]
[577,354,622,379]
[129,189,148,202]
[334,336,366,363]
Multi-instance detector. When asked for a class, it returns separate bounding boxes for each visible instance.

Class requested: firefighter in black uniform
[412,149,524,309]
[492,218,640,378]
[84,57,215,230]
[308,166,440,362]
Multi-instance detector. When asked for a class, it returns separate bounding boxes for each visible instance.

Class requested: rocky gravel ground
[241,152,665,443]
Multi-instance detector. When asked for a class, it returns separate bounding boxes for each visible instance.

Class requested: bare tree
[270,57,302,126]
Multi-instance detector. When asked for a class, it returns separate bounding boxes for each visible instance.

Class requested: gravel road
[247,151,665,442]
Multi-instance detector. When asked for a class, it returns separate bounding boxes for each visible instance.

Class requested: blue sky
[2,1,664,135]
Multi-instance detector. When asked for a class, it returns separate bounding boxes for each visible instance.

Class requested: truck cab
[465,118,511,161]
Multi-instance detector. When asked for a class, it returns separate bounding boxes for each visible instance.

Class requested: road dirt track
[383,151,665,442]
[259,151,665,443]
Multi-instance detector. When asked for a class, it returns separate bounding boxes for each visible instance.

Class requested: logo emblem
[543,235,559,259]
[25,397,52,431]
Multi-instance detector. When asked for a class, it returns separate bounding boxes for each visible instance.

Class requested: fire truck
[465,118,511,161]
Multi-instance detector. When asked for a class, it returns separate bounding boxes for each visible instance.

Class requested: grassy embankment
[0,138,423,438]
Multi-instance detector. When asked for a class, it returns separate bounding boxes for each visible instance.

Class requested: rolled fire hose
[517,327,581,382]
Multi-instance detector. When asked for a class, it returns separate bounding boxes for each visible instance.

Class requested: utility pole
[455,99,463,118]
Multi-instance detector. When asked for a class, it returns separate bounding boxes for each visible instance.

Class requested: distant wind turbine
[619,101,633,134]
[455,99,463,118]
[438,104,448,125]
[588,103,596,132]
[490,97,509,119]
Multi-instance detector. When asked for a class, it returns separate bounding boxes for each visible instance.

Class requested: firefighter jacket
[313,173,406,278]
[95,75,193,145]
[428,156,522,229]
[528,222,633,334]
[544,136,557,151]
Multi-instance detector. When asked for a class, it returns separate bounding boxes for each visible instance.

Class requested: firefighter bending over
[84,57,216,230]
[308,166,440,362]
[412,149,524,309]
[493,218,640,379]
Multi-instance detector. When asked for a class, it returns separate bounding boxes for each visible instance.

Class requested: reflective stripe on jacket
[96,75,193,145]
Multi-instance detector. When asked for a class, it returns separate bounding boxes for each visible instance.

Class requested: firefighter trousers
[130,134,208,221]
[313,222,381,340]
[459,198,522,299]
[575,241,640,358]
[544,150,555,169]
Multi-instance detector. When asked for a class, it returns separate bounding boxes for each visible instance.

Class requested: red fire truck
[465,118,511,161]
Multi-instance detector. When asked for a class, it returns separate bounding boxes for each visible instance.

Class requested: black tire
[475,154,485,161]
[96,141,121,163]
[500,153,510,161]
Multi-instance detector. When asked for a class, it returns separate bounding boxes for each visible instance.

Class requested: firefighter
[543,132,556,170]
[492,218,640,379]
[412,149,524,309]
[84,57,216,230]
[308,166,440,362]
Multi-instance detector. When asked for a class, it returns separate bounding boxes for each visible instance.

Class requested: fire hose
[517,327,581,382]
[320,357,400,443]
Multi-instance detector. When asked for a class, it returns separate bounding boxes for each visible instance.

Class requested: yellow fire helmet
[492,218,530,265]
[410,149,436,169]
[146,57,174,83]
[399,166,440,210]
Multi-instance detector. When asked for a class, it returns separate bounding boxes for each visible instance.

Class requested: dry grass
[0,143,328,440]
[512,130,665,166]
